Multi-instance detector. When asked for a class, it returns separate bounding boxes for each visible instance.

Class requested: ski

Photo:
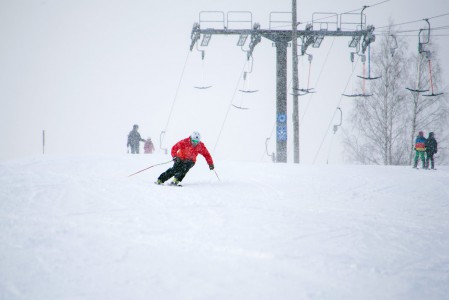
[154,182,183,187]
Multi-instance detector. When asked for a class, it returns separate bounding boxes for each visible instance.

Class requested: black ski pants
[158,159,195,183]
[426,152,435,169]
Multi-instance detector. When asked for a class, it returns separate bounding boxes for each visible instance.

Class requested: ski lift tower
[190,10,375,163]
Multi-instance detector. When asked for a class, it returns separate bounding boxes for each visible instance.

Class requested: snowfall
[1,153,448,300]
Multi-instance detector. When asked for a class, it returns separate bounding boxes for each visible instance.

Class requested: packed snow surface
[1,154,449,300]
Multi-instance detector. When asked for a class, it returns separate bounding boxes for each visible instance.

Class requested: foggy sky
[1,0,448,163]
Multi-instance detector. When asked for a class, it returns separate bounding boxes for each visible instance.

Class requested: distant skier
[127,124,145,154]
[155,131,214,186]
[144,138,155,154]
[425,132,438,169]
[413,131,427,168]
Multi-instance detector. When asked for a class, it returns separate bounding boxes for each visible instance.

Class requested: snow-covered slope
[1,154,448,300]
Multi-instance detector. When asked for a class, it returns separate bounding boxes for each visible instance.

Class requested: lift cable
[313,55,360,164]
[376,25,449,35]
[376,12,449,30]
[299,37,336,127]
[303,0,390,25]
[160,50,191,148]
[212,59,248,155]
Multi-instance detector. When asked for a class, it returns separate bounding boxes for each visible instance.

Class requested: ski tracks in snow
[1,156,449,299]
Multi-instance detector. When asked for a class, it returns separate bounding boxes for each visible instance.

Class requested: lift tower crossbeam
[190,11,375,163]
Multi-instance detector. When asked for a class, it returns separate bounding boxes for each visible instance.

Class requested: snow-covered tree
[345,28,410,165]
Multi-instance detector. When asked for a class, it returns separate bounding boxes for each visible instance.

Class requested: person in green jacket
[413,131,427,168]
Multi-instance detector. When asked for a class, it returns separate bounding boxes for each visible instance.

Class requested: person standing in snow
[127,124,145,154]
[144,138,155,154]
[155,131,214,185]
[413,131,427,168]
[425,132,438,169]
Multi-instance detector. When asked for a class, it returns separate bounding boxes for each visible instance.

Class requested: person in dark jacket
[425,132,438,169]
[155,131,214,185]
[413,131,427,168]
[127,124,145,154]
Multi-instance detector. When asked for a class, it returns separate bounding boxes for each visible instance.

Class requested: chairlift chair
[232,104,249,110]
[422,51,443,97]
[406,19,443,97]
[193,48,213,90]
[291,54,316,96]
[357,44,381,81]
[238,55,258,93]
[342,52,373,98]
[390,34,398,57]
[342,93,373,97]
[233,56,258,110]
[233,72,254,110]
[333,107,343,134]
[239,71,258,93]
[292,88,315,96]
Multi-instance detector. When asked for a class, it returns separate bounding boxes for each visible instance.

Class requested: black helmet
[133,124,139,129]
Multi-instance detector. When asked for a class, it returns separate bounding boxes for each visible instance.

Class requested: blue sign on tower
[277,113,287,123]
[277,113,287,141]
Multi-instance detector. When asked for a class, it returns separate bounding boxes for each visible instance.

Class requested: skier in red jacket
[155,131,214,185]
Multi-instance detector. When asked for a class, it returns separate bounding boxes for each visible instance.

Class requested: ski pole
[213,169,221,182]
[128,159,173,177]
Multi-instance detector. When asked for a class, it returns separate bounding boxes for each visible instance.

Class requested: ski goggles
[191,139,200,145]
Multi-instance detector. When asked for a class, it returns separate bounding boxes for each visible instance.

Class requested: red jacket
[171,137,214,165]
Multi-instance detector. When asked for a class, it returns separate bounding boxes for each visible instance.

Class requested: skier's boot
[155,179,163,185]
[171,178,181,186]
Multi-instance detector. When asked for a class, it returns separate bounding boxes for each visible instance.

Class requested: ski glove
[173,156,181,163]
[209,164,214,170]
